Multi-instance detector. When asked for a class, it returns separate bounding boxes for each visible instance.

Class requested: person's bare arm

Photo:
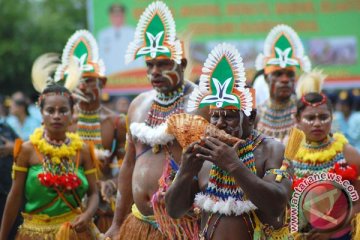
[116,114,127,161]
[0,142,30,240]
[344,144,360,220]
[196,137,291,218]
[99,113,127,202]
[165,141,204,218]
[343,144,360,169]
[104,132,136,238]
[71,144,99,232]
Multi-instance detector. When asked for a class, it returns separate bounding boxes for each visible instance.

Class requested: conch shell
[166,113,240,148]
[205,124,240,146]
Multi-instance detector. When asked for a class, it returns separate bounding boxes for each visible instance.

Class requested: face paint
[43,107,71,117]
[162,62,180,87]
[41,94,73,133]
[301,113,331,125]
[210,109,243,138]
[146,59,182,93]
[267,69,295,101]
[78,78,101,102]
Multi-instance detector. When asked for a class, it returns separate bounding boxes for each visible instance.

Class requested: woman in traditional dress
[291,70,360,240]
[0,54,100,240]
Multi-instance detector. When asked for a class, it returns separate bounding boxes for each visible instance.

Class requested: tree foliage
[0,0,87,96]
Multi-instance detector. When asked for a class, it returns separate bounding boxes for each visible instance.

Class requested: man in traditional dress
[255,24,311,143]
[165,43,293,240]
[55,30,127,232]
[105,1,207,239]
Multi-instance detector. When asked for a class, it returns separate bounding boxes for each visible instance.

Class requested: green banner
[91,0,360,92]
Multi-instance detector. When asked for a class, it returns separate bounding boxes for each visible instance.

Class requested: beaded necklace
[44,133,70,147]
[292,133,348,179]
[30,128,83,191]
[145,84,185,127]
[257,98,296,143]
[195,131,259,216]
[77,106,103,149]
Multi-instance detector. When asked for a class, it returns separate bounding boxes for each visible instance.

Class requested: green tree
[0,0,87,96]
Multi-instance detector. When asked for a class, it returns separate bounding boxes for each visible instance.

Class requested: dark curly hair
[296,92,333,118]
[39,84,74,110]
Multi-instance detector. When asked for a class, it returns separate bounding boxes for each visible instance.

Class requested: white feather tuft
[130,122,175,146]
[54,64,66,82]
[301,56,312,73]
[195,193,257,216]
[31,53,60,93]
[296,68,326,97]
[64,57,82,92]
[255,53,265,71]
[94,149,111,161]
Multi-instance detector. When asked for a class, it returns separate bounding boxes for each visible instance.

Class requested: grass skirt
[95,209,113,233]
[16,211,100,240]
[118,214,166,240]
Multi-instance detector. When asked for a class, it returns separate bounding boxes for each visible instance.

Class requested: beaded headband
[38,91,74,107]
[296,68,327,108]
[301,93,327,107]
[255,24,311,75]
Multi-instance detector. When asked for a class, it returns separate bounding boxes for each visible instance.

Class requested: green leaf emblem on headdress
[188,43,253,116]
[199,57,240,109]
[55,30,105,81]
[255,24,311,72]
[125,1,182,64]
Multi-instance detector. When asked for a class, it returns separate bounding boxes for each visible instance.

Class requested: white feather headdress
[125,1,182,64]
[187,43,254,116]
[55,30,106,82]
[255,24,311,73]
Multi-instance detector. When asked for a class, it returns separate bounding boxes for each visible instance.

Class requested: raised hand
[179,141,205,177]
[99,179,117,203]
[195,136,245,172]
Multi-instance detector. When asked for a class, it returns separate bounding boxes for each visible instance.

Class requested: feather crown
[125,1,182,64]
[187,43,254,116]
[255,24,311,74]
[55,30,105,82]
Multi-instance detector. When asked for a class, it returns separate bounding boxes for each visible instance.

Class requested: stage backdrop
[88,0,360,94]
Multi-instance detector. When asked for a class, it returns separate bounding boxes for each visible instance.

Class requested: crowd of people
[1,1,360,240]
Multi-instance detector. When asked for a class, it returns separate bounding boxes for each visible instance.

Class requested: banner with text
[89,0,360,93]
